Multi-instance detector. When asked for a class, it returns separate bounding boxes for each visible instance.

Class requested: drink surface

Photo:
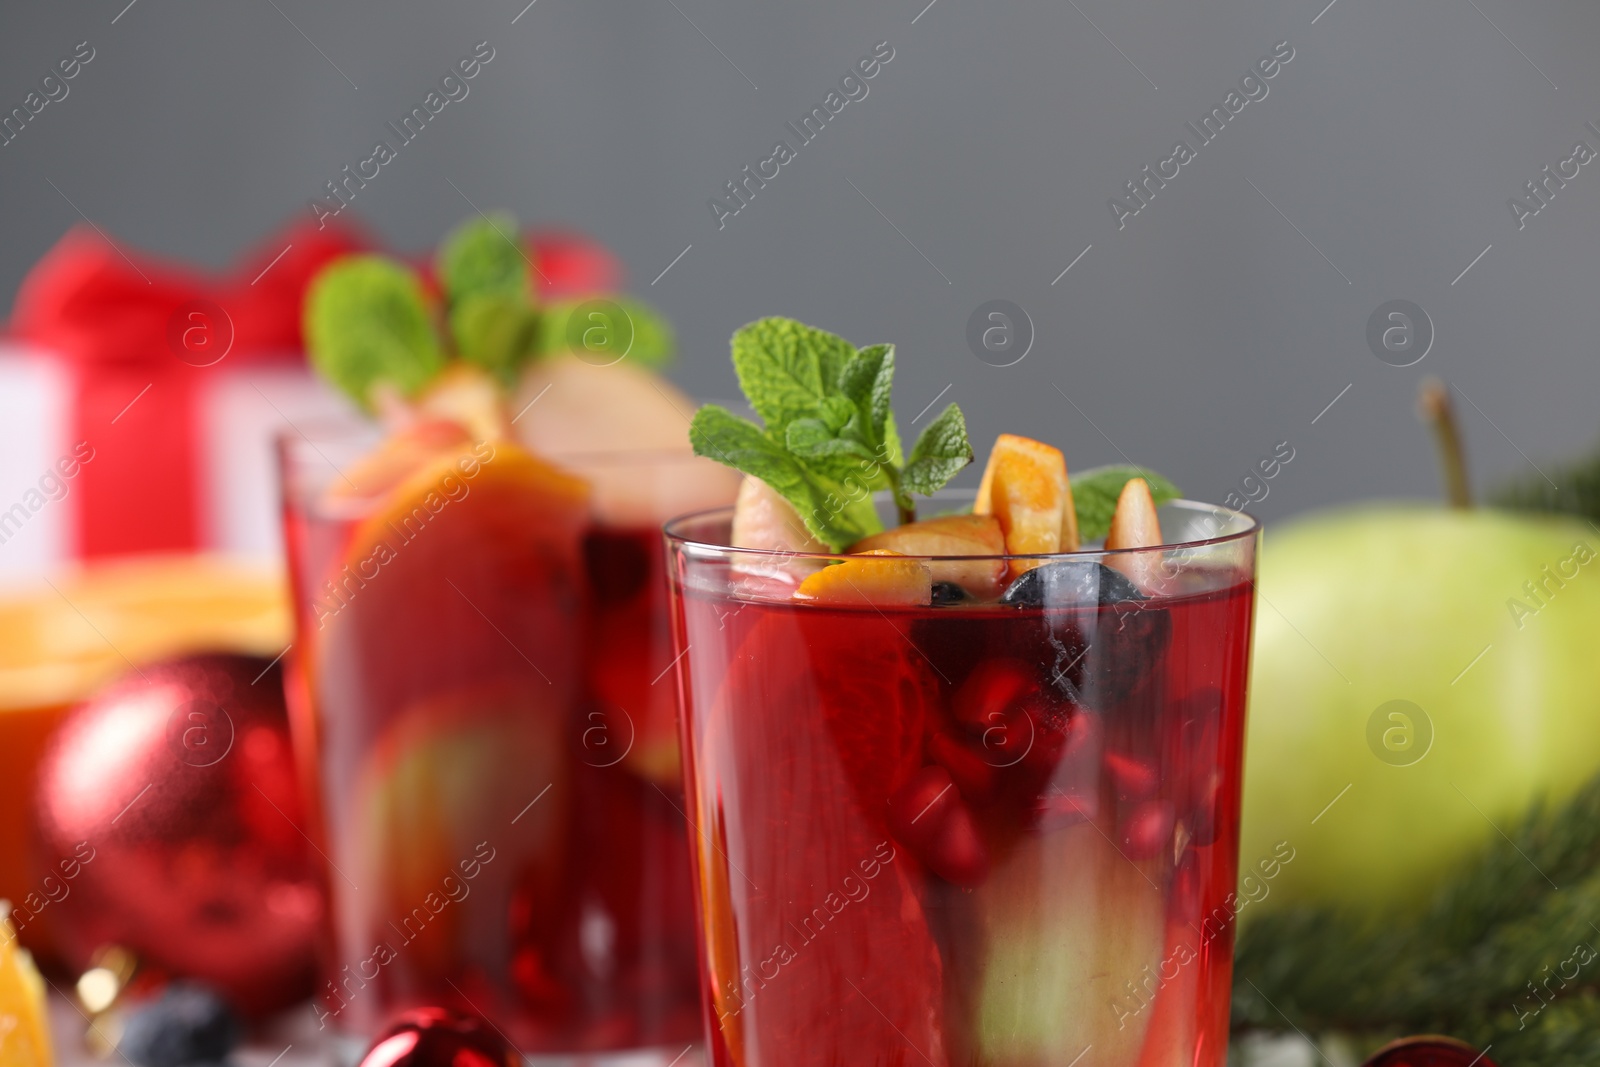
[671,558,1255,1067]
[282,489,701,1051]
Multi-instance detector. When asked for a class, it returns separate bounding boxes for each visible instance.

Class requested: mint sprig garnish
[304,256,443,408]
[304,212,676,407]
[539,297,675,368]
[436,215,541,382]
[690,317,973,550]
[1070,465,1182,541]
[436,212,528,302]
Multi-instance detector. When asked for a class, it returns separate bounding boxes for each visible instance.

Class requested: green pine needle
[1233,773,1600,1063]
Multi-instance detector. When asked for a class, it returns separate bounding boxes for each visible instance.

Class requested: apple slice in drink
[945,824,1164,1067]
[344,678,571,988]
[1105,478,1165,592]
[852,515,1007,599]
[312,439,590,1001]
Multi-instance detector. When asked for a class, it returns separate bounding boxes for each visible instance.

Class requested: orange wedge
[974,434,1079,577]
[850,515,1006,596]
[0,911,50,1067]
[332,419,473,504]
[313,439,590,718]
[794,550,932,606]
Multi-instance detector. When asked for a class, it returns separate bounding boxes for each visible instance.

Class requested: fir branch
[1492,439,1600,521]
[1233,773,1600,1061]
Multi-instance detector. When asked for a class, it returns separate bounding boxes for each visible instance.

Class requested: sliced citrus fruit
[0,910,51,1067]
[330,419,473,504]
[851,514,1006,596]
[974,434,1079,576]
[314,439,589,717]
[794,550,931,606]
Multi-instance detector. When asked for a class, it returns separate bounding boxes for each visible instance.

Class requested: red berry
[952,659,1039,734]
[359,1009,518,1067]
[888,765,989,887]
[927,729,997,798]
[1105,750,1161,801]
[1120,799,1175,861]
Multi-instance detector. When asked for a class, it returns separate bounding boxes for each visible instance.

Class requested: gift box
[0,220,621,576]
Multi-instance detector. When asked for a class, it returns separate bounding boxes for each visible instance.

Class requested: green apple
[1239,504,1600,914]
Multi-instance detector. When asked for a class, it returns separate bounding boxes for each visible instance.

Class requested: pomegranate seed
[1105,750,1161,800]
[952,659,1040,734]
[927,730,997,798]
[1120,799,1174,860]
[888,765,989,887]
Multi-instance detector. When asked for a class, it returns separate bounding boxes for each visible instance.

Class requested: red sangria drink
[279,216,735,1061]
[281,430,734,1057]
[667,318,1260,1067]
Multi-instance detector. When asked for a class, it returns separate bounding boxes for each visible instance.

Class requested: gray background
[2,0,1597,525]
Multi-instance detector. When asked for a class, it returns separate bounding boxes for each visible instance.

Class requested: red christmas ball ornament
[1362,1036,1497,1067]
[359,1008,517,1067]
[34,653,323,1016]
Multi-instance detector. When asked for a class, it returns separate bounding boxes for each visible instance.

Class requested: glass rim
[663,495,1260,563]
[272,421,708,468]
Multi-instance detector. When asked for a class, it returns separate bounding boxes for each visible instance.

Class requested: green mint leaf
[838,344,893,438]
[901,403,974,496]
[730,318,856,438]
[436,212,528,305]
[450,292,541,382]
[540,297,676,368]
[884,412,905,467]
[694,317,972,538]
[785,418,877,462]
[690,405,882,549]
[1070,465,1181,541]
[304,255,444,408]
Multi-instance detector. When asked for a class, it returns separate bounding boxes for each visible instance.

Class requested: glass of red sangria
[277,213,736,1063]
[280,426,735,1060]
[665,318,1261,1067]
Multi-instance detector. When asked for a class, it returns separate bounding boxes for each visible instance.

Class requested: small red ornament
[359,1008,518,1067]
[1362,1036,1497,1067]
[34,653,323,1016]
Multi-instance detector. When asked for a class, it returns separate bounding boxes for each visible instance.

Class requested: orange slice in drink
[793,550,932,606]
[975,433,1079,575]
[0,910,51,1067]
[311,436,589,716]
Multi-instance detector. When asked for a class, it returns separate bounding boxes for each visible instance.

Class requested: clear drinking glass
[278,422,736,1063]
[664,496,1259,1067]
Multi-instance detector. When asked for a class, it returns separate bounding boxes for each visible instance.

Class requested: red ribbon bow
[8,220,619,558]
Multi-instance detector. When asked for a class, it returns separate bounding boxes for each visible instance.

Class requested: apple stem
[1417,377,1472,509]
